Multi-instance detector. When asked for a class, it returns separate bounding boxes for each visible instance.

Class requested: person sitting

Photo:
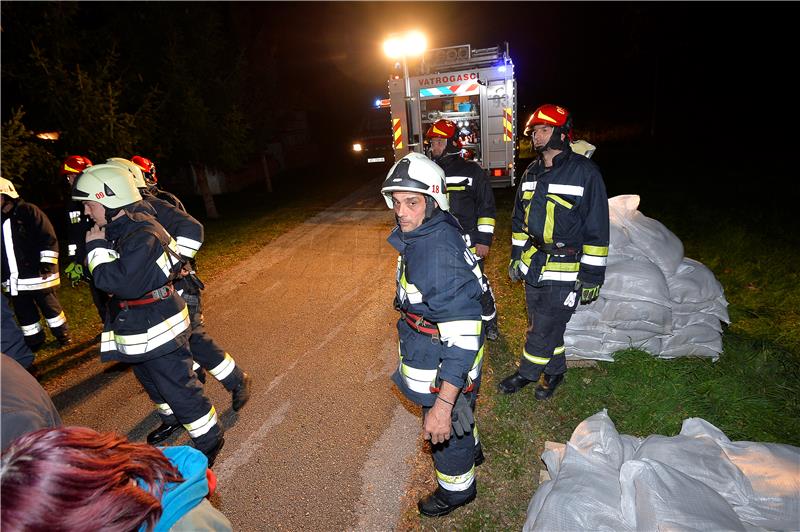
[0,426,232,531]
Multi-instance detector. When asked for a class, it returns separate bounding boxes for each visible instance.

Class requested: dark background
[2,2,796,202]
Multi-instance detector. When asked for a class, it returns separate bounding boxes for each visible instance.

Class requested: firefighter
[425,119,499,341]
[499,104,609,399]
[131,155,186,211]
[60,155,112,325]
[71,164,225,465]
[1,177,71,350]
[105,157,252,445]
[382,153,485,517]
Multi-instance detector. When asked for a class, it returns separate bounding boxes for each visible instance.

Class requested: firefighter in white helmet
[382,152,485,517]
[1,177,71,351]
[71,164,225,465]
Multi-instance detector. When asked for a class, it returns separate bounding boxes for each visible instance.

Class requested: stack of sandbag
[565,195,730,361]
[524,410,800,531]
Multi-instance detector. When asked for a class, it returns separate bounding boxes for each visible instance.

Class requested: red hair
[1,426,184,532]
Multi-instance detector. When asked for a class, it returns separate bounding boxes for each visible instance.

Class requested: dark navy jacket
[436,153,496,249]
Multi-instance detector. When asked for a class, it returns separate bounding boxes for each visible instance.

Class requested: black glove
[575,280,601,304]
[450,393,475,438]
[508,259,523,282]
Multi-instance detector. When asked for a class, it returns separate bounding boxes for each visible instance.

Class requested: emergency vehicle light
[498,65,507,73]
[492,168,504,177]
[352,143,363,152]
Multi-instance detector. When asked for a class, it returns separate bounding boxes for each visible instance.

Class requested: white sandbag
[565,332,662,360]
[595,297,672,334]
[669,257,727,304]
[602,259,671,306]
[566,306,603,330]
[673,310,724,333]
[564,333,615,361]
[619,458,748,531]
[672,297,731,324]
[720,441,800,529]
[569,409,626,470]
[625,213,684,277]
[660,326,723,359]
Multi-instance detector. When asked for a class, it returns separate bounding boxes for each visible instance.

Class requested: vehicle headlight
[352,143,363,152]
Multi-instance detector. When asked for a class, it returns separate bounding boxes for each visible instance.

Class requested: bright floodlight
[403,31,426,57]
[383,31,427,58]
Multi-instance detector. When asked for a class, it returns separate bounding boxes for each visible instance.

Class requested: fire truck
[387,43,516,187]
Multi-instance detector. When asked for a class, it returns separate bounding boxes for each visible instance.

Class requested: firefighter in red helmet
[499,104,609,399]
[425,119,500,341]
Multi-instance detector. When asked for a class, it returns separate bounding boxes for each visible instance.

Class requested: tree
[0,108,58,198]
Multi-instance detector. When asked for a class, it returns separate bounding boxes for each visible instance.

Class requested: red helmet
[60,155,93,176]
[425,119,457,139]
[523,104,572,137]
[132,155,157,185]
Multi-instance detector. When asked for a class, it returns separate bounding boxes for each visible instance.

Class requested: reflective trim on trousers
[46,311,66,328]
[184,406,218,438]
[210,353,236,381]
[176,236,202,258]
[20,322,43,336]
[158,402,174,416]
[437,466,476,492]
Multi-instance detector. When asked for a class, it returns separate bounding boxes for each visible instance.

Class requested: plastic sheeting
[566,195,730,361]
[524,410,800,531]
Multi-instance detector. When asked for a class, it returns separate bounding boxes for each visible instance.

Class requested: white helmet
[72,164,142,209]
[106,157,147,189]
[381,152,448,211]
[0,177,20,199]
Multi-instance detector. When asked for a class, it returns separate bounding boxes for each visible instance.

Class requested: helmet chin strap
[423,196,438,223]
[536,129,569,154]
[105,207,122,225]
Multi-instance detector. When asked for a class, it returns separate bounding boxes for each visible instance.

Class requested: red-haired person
[0,426,232,531]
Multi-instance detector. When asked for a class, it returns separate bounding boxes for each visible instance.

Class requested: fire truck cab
[387,43,516,187]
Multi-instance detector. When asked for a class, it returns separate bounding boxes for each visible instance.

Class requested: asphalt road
[43,178,424,530]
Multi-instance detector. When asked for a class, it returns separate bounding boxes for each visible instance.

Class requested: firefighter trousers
[422,390,478,504]
[132,347,223,455]
[518,282,579,381]
[1,295,34,368]
[10,288,68,348]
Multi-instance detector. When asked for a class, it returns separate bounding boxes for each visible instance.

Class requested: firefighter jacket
[143,192,204,261]
[86,201,190,363]
[149,186,186,213]
[66,199,93,263]
[436,153,497,248]
[1,199,60,296]
[388,209,484,407]
[511,146,609,287]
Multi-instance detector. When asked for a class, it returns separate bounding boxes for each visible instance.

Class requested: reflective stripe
[2,219,20,295]
[512,232,528,247]
[445,176,472,186]
[546,194,573,209]
[20,322,43,336]
[87,247,120,274]
[581,254,608,266]
[192,361,201,370]
[41,250,59,264]
[399,271,423,304]
[438,320,481,337]
[100,306,190,356]
[544,261,579,272]
[210,353,236,381]
[10,274,60,291]
[477,224,495,234]
[481,310,496,321]
[400,362,437,394]
[583,244,608,256]
[554,345,565,355]
[539,270,578,282]
[519,261,529,275]
[156,238,182,278]
[543,200,555,243]
[448,186,466,191]
[523,348,550,366]
[176,236,202,258]
[468,346,484,381]
[474,424,480,445]
[68,244,77,256]
[157,403,174,416]
[46,311,66,328]
[522,191,534,201]
[437,466,475,492]
[183,407,218,438]
[521,181,536,191]
[548,184,584,196]
[69,210,82,224]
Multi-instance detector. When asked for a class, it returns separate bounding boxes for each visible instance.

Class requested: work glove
[575,280,601,304]
[450,393,475,438]
[508,259,523,282]
[64,261,85,286]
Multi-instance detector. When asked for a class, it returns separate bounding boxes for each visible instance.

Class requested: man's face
[532,124,556,151]
[392,191,427,233]
[430,137,448,158]
[83,201,106,227]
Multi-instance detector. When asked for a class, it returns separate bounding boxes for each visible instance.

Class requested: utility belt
[401,310,439,338]
[118,284,174,309]
[532,238,580,257]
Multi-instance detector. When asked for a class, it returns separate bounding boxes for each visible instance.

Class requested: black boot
[57,333,72,346]
[195,366,207,384]
[147,422,183,445]
[474,444,485,466]
[232,372,252,411]
[497,372,535,394]
[202,437,225,468]
[534,373,565,400]
[418,487,477,517]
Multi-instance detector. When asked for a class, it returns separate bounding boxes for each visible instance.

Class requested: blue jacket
[511,146,609,287]
[388,209,484,406]
[435,153,497,248]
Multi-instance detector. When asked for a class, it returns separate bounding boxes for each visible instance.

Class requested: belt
[119,284,174,309]
[401,310,439,339]
[532,239,579,257]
